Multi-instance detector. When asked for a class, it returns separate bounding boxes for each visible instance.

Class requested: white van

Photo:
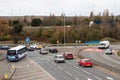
[98,41,110,49]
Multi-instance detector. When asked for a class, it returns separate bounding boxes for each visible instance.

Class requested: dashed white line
[57,66,63,70]
[73,65,79,69]
[65,71,72,77]
[51,62,57,66]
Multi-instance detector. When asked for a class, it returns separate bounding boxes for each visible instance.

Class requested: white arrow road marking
[106,77,113,80]
[87,78,92,80]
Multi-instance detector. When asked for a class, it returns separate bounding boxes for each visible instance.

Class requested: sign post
[26,37,30,45]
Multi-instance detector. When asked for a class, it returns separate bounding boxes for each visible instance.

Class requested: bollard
[11,65,15,69]
[3,73,8,80]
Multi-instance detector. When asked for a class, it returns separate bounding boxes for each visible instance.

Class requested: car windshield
[100,43,105,46]
[84,59,91,62]
[57,55,64,58]
[67,54,73,56]
[7,50,16,56]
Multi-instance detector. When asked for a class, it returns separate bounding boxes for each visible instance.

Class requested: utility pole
[64,13,66,47]
[11,8,13,26]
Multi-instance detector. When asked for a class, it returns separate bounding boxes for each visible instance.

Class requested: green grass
[117,51,120,57]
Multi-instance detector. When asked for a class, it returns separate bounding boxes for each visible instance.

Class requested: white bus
[7,45,27,61]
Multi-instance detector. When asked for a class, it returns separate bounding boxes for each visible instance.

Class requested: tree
[90,11,94,21]
[13,24,23,33]
[31,18,42,27]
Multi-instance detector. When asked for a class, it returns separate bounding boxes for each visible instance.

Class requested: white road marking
[73,65,79,69]
[106,77,113,80]
[57,66,63,70]
[87,78,92,80]
[51,62,57,66]
[66,61,102,80]
[65,71,72,77]
[74,77,79,80]
[103,53,120,64]
[27,64,29,67]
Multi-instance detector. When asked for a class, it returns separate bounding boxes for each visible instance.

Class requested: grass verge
[117,51,120,57]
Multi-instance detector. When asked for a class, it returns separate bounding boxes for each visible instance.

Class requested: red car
[78,59,93,67]
[63,52,74,59]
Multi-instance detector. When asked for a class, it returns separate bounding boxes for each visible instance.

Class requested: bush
[50,38,57,44]
[101,37,118,42]
[117,51,120,57]
[0,37,10,41]
[13,37,18,44]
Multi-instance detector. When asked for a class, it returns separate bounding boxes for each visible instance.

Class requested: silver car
[105,48,112,55]
[39,48,48,54]
[54,55,65,63]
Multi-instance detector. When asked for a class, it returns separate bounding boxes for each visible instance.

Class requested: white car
[54,55,65,63]
[39,48,48,54]
[30,44,38,49]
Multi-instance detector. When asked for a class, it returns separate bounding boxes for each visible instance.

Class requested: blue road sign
[26,37,30,43]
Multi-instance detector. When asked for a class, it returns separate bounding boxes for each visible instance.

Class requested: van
[98,41,110,49]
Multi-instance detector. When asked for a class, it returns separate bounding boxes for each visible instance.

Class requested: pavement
[0,50,6,61]
[11,57,54,80]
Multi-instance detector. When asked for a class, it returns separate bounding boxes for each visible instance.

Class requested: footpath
[11,57,54,80]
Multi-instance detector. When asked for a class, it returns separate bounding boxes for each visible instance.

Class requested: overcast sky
[0,0,119,16]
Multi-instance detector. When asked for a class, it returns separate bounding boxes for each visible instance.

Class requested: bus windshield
[7,50,16,56]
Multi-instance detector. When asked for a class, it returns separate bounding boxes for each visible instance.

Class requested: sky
[0,0,119,16]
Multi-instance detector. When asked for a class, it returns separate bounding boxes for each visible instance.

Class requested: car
[105,48,112,55]
[30,44,38,49]
[49,48,57,53]
[0,45,10,50]
[54,55,65,63]
[63,52,74,59]
[78,58,93,67]
[37,45,43,49]
[39,48,48,54]
[27,47,34,51]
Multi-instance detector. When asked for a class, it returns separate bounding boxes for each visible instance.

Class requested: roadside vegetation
[117,51,120,57]
[0,9,120,44]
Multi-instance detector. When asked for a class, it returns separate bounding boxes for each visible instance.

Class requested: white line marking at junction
[106,77,113,80]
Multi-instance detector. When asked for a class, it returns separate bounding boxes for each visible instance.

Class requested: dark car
[49,48,57,53]
[0,45,10,50]
[27,47,34,51]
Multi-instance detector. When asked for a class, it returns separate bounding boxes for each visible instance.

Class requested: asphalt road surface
[27,49,120,80]
[81,48,120,73]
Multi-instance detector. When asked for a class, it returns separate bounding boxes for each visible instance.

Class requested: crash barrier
[3,64,16,80]
[79,54,120,74]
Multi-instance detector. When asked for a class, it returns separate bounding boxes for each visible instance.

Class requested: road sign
[26,37,30,43]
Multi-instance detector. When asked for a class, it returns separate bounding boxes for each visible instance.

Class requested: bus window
[7,50,16,56]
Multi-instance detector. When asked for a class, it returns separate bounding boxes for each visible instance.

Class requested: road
[28,49,120,80]
[81,47,120,73]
